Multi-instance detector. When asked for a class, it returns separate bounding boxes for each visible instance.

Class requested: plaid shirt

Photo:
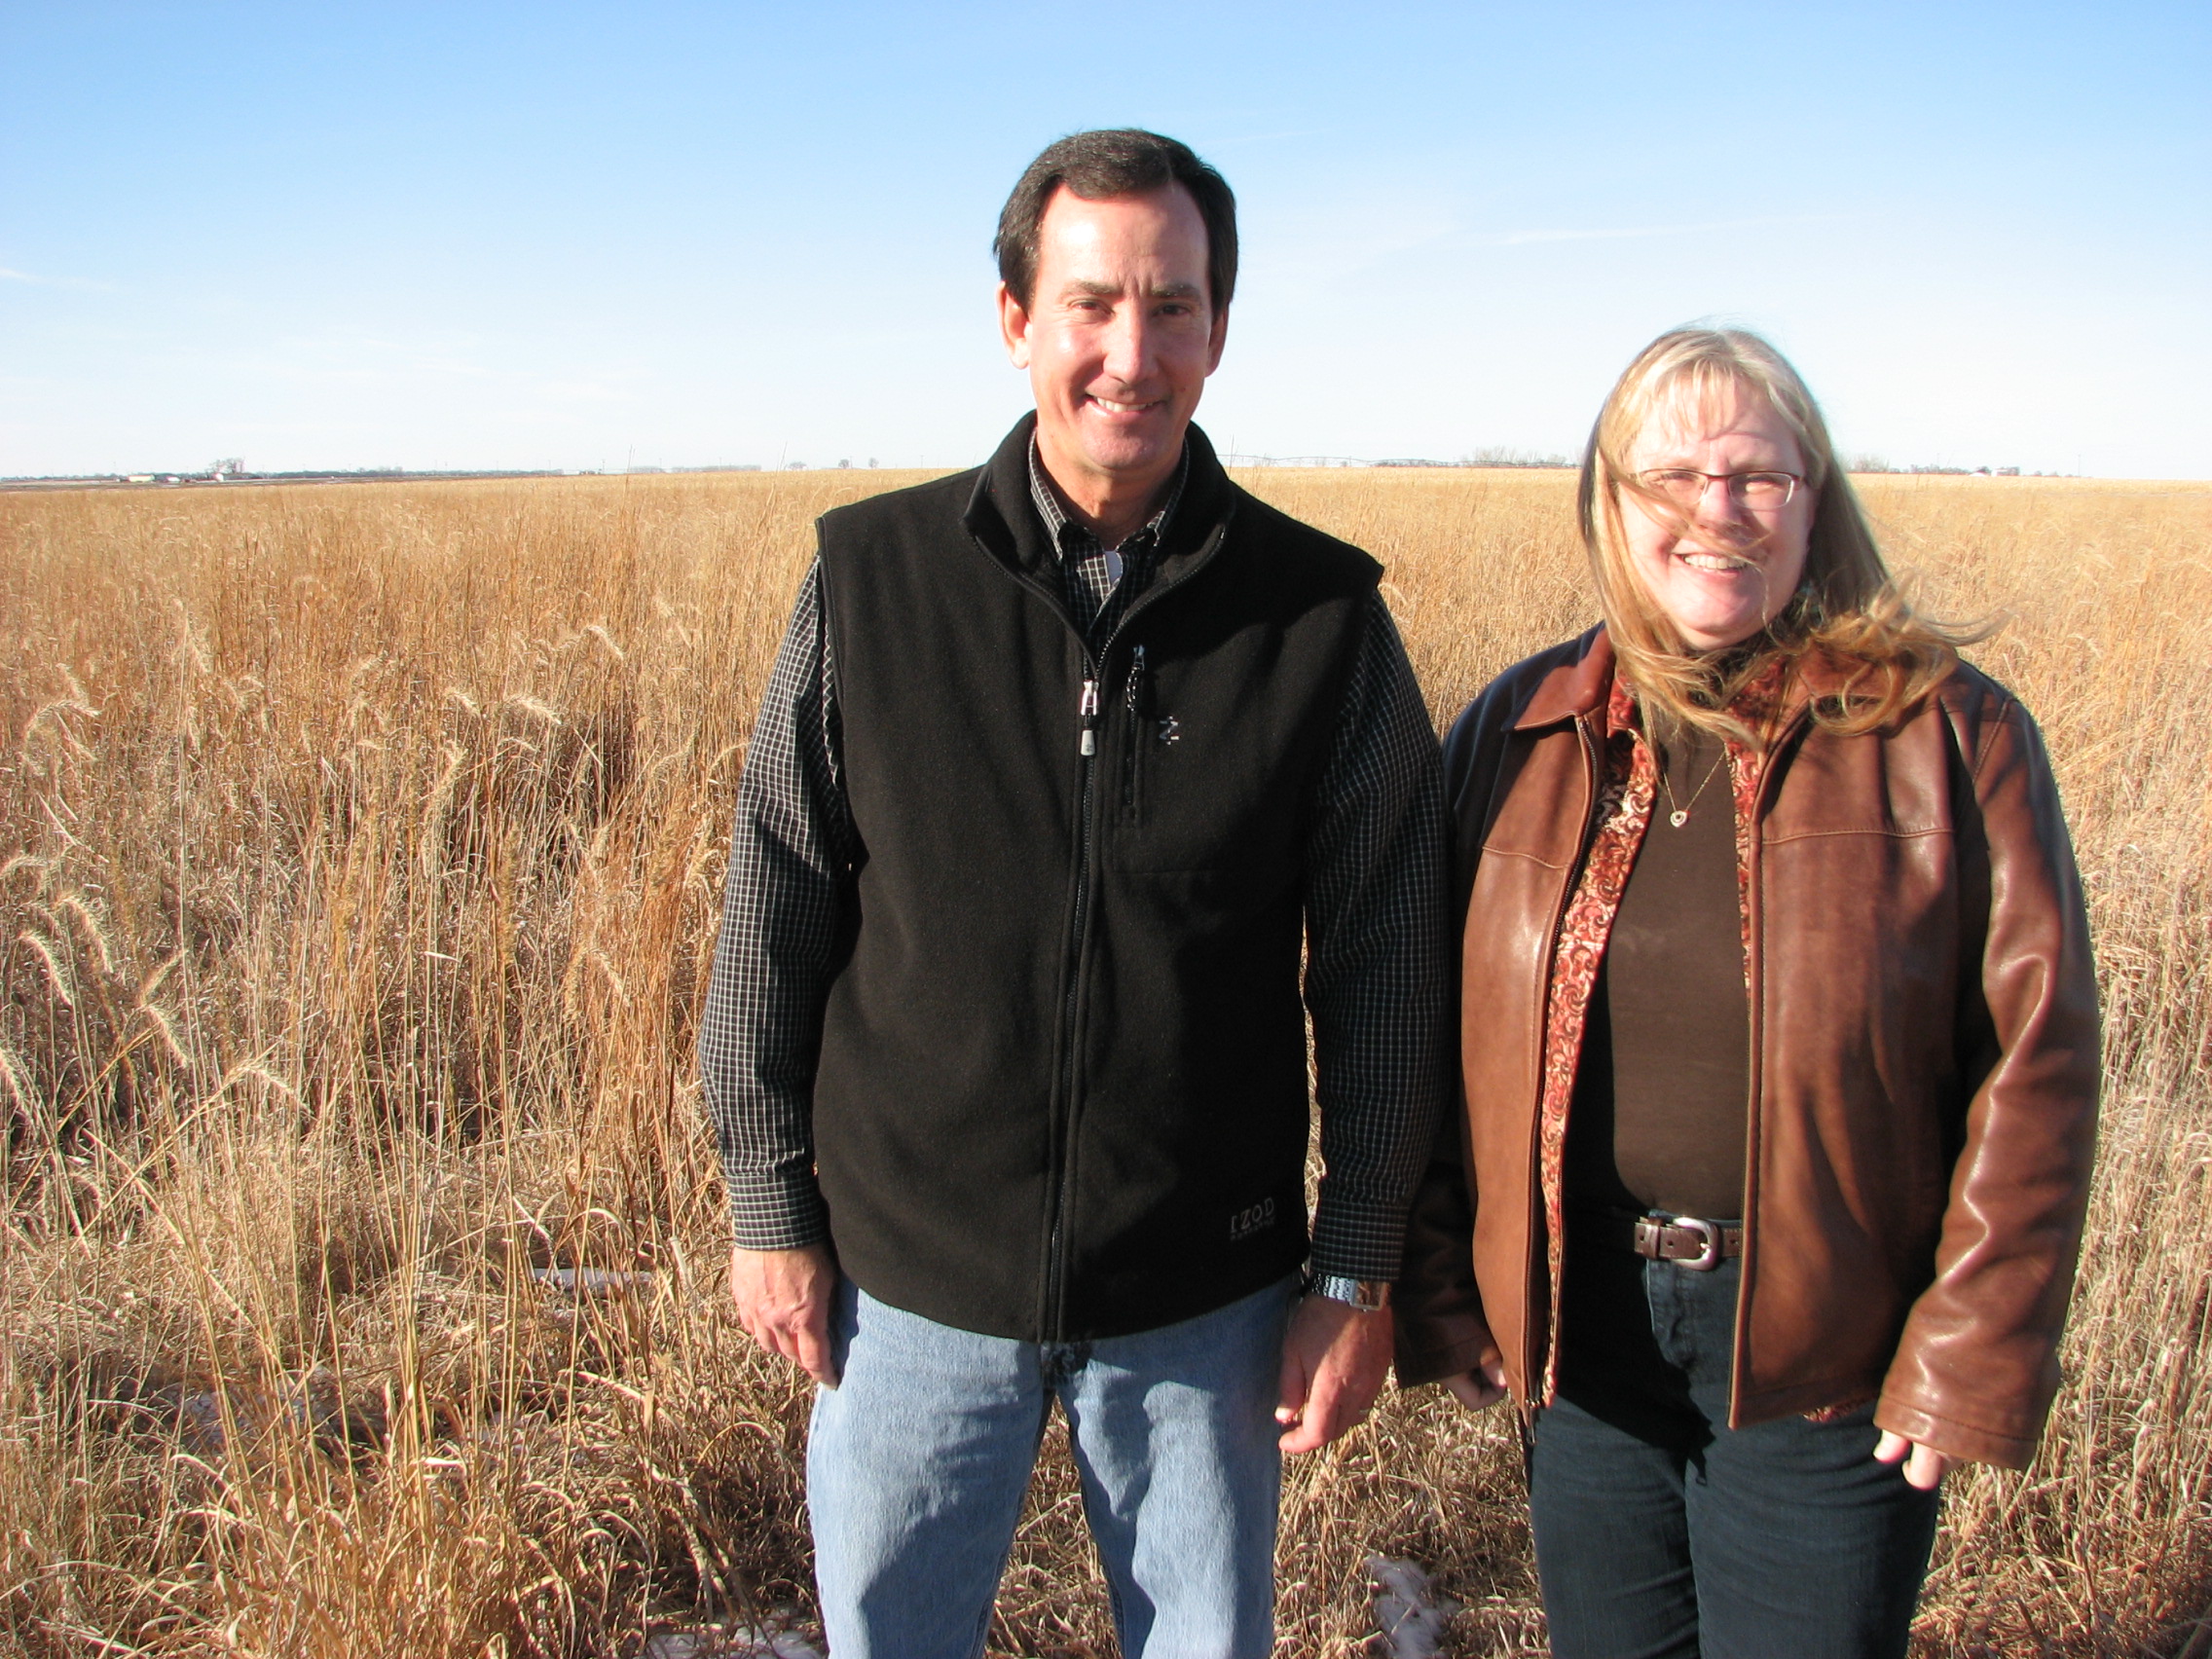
[699,443,1449,1281]
[1029,433,1187,638]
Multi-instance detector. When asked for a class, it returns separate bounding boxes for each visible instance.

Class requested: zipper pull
[1079,678,1100,756]
[1124,644,1147,714]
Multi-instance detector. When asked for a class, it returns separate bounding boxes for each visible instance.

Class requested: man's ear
[997,281,1033,370]
[1205,304,1229,376]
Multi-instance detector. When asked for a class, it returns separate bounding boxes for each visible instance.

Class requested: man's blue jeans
[1530,1247,1940,1659]
[807,1274,1297,1659]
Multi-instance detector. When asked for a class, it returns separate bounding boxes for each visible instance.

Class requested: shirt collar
[1027,432,1190,560]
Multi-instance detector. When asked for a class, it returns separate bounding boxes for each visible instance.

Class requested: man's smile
[1087,393,1166,416]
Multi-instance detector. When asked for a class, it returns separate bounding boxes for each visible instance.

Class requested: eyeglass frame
[1633,467,1804,510]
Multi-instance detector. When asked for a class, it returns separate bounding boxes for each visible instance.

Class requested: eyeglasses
[1636,468,1802,510]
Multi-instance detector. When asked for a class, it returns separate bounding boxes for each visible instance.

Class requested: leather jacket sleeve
[1393,1110,1502,1385]
[1390,667,1534,1387]
[1873,686,2102,1468]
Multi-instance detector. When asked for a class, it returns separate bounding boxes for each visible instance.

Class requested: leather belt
[1606,1209,1744,1272]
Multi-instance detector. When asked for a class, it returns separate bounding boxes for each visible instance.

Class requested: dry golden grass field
[1,467,2207,1657]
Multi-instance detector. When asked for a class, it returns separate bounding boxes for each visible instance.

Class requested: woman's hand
[1441,1356,1509,1411]
[1874,1430,1955,1491]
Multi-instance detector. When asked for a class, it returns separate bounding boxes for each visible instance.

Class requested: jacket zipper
[1725,705,1810,1425]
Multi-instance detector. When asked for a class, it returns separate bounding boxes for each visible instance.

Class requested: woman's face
[1619,382,1816,652]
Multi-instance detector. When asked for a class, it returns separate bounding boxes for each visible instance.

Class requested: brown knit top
[1566,722,1751,1222]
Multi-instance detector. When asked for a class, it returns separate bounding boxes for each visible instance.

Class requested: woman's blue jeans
[1530,1246,1940,1659]
[807,1273,1296,1659]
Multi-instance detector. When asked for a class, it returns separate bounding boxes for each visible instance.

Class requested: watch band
[1305,1272,1392,1311]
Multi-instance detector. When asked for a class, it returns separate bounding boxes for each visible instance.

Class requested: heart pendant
[1669,809,1689,828]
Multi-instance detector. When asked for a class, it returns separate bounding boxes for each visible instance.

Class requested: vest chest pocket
[1107,704,1304,884]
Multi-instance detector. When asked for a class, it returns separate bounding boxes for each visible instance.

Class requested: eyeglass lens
[1645,469,1797,507]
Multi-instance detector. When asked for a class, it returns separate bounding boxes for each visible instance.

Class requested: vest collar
[963,414,1236,587]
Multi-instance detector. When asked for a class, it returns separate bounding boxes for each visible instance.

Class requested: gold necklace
[1658,739,1727,829]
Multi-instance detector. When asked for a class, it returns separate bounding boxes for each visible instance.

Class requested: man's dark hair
[995,129,1237,314]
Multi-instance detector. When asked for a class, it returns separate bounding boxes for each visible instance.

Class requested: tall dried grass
[0,468,2204,1656]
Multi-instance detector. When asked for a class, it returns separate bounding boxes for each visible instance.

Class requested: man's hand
[1874,1430,1955,1492]
[729,1243,840,1386]
[1440,1355,1509,1412]
[1274,1295,1394,1455]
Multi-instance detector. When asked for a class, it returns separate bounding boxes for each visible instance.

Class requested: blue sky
[4,2,2207,477]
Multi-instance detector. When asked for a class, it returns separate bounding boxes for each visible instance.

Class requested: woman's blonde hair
[1578,327,1980,741]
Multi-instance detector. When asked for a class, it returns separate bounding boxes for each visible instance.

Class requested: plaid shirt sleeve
[1302,592,1453,1280]
[697,560,850,1250]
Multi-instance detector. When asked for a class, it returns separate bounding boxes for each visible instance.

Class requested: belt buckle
[1675,1215,1723,1272]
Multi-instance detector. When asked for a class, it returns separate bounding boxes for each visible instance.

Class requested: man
[699,129,1446,1657]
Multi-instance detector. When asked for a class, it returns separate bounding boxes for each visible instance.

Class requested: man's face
[999,184,1227,493]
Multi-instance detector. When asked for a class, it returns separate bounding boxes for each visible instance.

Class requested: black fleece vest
[812,418,1381,1342]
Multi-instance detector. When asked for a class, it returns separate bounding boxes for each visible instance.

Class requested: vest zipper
[1003,517,1230,1344]
[1046,656,1103,1336]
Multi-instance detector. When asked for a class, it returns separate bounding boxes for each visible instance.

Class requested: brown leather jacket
[1394,627,2100,1468]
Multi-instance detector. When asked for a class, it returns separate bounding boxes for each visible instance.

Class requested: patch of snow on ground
[642,1625,823,1658]
[1369,1555,1460,1658]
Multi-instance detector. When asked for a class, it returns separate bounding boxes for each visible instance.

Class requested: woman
[1393,328,2100,1656]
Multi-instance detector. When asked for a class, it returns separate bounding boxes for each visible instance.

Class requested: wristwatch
[1305,1272,1392,1312]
